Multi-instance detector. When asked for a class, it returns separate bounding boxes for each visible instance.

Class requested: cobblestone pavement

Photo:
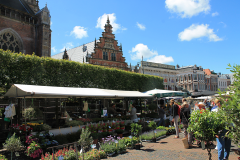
[108,133,239,160]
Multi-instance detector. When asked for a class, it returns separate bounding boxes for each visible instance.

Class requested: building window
[188,74,191,80]
[184,75,187,81]
[193,74,197,81]
[111,53,116,61]
[0,31,22,53]
[103,52,108,60]
[189,84,191,90]
[181,76,183,81]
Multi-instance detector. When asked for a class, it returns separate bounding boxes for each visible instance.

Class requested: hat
[198,102,205,106]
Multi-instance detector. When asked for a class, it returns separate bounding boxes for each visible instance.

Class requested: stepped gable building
[89,17,128,70]
[52,17,128,70]
[0,0,51,57]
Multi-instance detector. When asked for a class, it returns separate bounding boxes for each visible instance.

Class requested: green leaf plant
[218,64,240,148]
[188,109,225,160]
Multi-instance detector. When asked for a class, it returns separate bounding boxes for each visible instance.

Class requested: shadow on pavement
[141,149,155,152]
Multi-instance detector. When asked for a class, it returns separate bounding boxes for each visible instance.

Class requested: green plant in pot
[148,121,157,142]
[131,123,142,149]
[3,133,23,160]
[90,132,99,144]
[115,129,124,138]
[78,128,93,160]
[188,109,225,160]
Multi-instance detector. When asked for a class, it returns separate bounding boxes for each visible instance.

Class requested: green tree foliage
[0,50,163,96]
[219,64,240,148]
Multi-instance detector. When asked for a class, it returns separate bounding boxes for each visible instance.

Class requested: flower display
[26,141,43,158]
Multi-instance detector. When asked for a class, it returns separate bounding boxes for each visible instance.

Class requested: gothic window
[103,52,108,60]
[0,29,23,53]
[111,53,116,61]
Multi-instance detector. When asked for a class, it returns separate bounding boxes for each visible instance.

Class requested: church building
[52,17,128,71]
[0,0,51,57]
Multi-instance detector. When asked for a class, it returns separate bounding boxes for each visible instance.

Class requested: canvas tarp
[1,84,153,99]
[144,89,187,98]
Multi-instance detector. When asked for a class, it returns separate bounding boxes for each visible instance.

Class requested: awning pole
[24,96,26,127]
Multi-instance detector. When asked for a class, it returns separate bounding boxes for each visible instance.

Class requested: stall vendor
[130,103,138,122]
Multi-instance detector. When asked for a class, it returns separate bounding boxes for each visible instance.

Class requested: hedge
[0,50,163,95]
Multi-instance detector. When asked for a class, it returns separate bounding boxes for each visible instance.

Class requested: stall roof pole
[24,96,26,128]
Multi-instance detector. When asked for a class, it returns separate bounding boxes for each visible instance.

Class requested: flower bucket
[120,127,125,130]
[98,130,103,133]
[108,129,113,132]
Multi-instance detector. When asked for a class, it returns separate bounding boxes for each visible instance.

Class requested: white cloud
[51,47,57,53]
[60,42,74,52]
[220,22,227,28]
[211,12,219,17]
[96,13,125,32]
[130,43,158,60]
[50,21,53,25]
[130,43,174,64]
[165,0,211,18]
[70,26,88,39]
[147,55,174,64]
[178,24,223,41]
[137,22,146,30]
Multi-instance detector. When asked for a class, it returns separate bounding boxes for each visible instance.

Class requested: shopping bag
[182,137,189,149]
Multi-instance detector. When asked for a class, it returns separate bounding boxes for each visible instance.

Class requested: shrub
[65,120,84,127]
[0,50,163,96]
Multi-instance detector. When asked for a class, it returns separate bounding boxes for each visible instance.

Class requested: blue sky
[39,0,240,74]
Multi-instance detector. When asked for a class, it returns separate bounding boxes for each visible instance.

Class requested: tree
[78,128,93,160]
[219,64,240,148]
[188,110,225,160]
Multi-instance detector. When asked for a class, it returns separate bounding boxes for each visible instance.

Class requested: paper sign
[129,136,132,139]
[115,140,118,143]
[154,130,157,133]
[58,156,64,160]
[91,144,96,148]
[108,126,111,128]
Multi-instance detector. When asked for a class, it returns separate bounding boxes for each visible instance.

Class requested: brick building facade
[89,17,128,70]
[0,0,51,57]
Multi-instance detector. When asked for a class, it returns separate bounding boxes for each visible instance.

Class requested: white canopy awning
[1,84,153,99]
[144,89,187,98]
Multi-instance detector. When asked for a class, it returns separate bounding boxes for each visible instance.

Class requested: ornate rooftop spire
[63,48,69,60]
[107,15,110,25]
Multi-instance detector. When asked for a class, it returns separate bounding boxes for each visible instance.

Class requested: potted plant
[120,121,125,130]
[2,133,23,160]
[130,123,142,149]
[78,128,93,160]
[188,109,225,160]
[148,121,157,142]
[26,141,43,159]
[91,132,99,144]
[115,129,124,138]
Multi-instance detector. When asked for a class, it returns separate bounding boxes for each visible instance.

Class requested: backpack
[177,105,181,116]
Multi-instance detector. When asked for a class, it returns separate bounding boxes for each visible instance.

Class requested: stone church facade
[89,17,128,70]
[0,0,51,57]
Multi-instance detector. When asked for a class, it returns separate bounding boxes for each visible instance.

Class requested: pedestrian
[213,99,231,160]
[130,103,138,123]
[180,101,193,147]
[170,99,179,138]
[158,104,165,127]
